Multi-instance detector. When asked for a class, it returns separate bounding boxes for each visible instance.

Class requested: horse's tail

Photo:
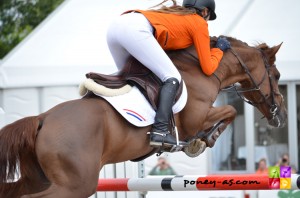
[0,116,42,196]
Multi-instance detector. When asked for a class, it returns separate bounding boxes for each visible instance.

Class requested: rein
[218,48,280,118]
[184,45,280,119]
[220,48,267,105]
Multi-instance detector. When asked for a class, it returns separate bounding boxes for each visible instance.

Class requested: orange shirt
[127,10,223,76]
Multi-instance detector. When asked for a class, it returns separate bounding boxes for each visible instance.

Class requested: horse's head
[218,37,287,128]
[169,37,287,128]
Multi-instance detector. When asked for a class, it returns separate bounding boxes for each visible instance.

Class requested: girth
[86,56,183,111]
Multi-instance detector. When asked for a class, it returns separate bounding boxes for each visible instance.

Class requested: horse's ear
[264,43,282,65]
[268,42,283,57]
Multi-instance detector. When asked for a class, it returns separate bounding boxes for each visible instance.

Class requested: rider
[106,0,231,148]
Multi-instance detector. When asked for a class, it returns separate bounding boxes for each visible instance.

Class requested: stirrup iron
[169,126,185,152]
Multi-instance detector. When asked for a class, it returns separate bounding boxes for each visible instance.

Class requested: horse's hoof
[184,139,207,158]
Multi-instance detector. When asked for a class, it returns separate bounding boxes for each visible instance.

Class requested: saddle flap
[127,75,161,110]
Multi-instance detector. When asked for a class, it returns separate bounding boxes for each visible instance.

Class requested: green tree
[0,0,64,59]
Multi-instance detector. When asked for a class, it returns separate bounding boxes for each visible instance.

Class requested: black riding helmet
[182,0,217,20]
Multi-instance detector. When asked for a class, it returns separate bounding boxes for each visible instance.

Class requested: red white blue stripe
[123,109,146,121]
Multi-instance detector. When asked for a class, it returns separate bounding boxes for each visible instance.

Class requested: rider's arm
[193,21,223,76]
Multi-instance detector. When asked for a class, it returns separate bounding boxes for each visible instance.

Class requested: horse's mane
[211,36,271,51]
[256,43,269,50]
[210,36,250,49]
[168,36,276,74]
[211,36,276,64]
[255,42,278,65]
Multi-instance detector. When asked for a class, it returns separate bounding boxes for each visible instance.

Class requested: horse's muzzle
[268,108,287,128]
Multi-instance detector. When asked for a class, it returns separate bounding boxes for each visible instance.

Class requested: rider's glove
[215,37,231,51]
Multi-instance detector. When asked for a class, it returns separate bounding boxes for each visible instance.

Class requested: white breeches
[106,12,181,82]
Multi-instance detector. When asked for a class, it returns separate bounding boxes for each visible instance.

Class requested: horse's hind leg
[24,152,101,198]
[21,175,99,198]
[21,183,90,198]
[24,132,102,197]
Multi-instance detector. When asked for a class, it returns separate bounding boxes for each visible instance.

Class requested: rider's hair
[149,0,197,15]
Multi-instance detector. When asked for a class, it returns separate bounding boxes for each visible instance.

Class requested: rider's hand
[216,37,231,51]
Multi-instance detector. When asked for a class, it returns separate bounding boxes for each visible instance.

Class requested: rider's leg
[106,12,187,147]
[106,18,130,70]
[149,77,182,147]
[106,12,180,81]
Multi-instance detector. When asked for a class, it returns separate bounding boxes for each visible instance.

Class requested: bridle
[184,46,281,120]
[216,48,281,119]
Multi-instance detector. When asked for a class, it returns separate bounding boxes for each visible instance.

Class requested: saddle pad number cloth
[95,84,187,127]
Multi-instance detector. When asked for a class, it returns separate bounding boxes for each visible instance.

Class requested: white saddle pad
[93,83,188,127]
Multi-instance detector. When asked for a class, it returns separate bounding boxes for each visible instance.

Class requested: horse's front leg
[183,105,236,158]
[200,105,237,147]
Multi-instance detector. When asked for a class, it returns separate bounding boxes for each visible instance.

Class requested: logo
[268,166,291,189]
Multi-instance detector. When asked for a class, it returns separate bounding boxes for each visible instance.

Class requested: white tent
[0,0,162,123]
[1,0,299,87]
[210,0,300,81]
[0,0,299,198]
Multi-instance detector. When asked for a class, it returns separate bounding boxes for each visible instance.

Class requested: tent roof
[0,0,299,88]
[0,0,159,88]
[210,0,300,81]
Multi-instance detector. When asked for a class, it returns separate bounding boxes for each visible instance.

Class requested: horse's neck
[171,45,249,100]
[214,62,241,89]
[169,47,222,102]
[214,50,252,90]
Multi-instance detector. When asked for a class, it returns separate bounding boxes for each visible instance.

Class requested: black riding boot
[149,78,187,147]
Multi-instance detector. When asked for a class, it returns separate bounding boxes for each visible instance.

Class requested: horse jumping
[0,37,287,197]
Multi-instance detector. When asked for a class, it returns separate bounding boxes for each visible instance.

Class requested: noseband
[219,48,281,119]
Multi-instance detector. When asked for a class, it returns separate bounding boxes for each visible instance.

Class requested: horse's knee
[225,105,237,114]
[223,105,237,119]
[81,177,99,196]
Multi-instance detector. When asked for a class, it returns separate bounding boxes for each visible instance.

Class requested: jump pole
[97,174,300,191]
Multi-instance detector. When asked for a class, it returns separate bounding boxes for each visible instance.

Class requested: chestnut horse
[0,37,287,197]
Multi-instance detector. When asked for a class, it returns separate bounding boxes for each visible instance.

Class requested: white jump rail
[97,174,300,191]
